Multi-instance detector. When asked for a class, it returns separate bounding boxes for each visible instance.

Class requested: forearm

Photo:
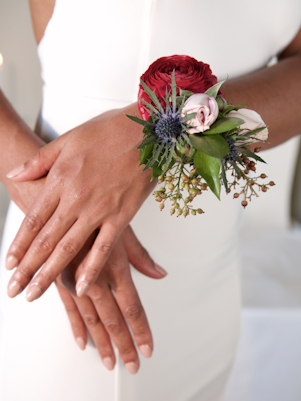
[223,39,301,149]
[0,90,44,207]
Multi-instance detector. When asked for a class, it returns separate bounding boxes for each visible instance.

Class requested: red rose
[138,55,217,120]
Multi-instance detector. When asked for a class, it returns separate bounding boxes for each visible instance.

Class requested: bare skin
[28,0,56,45]
[5,23,301,298]
[0,1,166,373]
[1,0,301,372]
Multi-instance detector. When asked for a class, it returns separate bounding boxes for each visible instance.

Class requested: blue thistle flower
[224,137,238,162]
[154,110,183,144]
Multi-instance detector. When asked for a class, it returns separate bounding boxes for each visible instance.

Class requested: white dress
[0,1,300,400]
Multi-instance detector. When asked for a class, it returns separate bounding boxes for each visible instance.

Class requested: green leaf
[220,162,228,192]
[194,151,221,199]
[140,143,154,165]
[137,135,156,150]
[126,114,152,126]
[151,165,162,181]
[204,117,245,134]
[236,147,266,163]
[232,127,266,141]
[140,80,163,112]
[230,161,243,177]
[161,142,176,175]
[143,143,163,170]
[171,70,177,113]
[182,112,197,123]
[190,134,229,158]
[222,104,246,114]
[142,124,155,136]
[138,98,160,116]
[205,80,226,98]
[179,89,194,97]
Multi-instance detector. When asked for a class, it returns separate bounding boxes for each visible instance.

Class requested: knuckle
[72,325,84,337]
[83,314,99,327]
[123,303,143,322]
[119,344,135,358]
[14,265,32,282]
[104,319,123,335]
[107,261,122,274]
[138,247,151,264]
[64,303,78,314]
[60,240,79,255]
[31,150,42,166]
[72,188,88,205]
[85,265,101,282]
[38,268,54,284]
[9,242,26,257]
[95,241,112,255]
[34,233,53,253]
[24,214,43,233]
[88,287,104,304]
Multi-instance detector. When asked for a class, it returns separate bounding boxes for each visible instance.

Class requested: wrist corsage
[127,55,274,217]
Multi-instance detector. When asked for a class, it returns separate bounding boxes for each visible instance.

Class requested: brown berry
[241,200,248,208]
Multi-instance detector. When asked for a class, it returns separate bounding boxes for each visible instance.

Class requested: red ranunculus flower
[138,55,217,120]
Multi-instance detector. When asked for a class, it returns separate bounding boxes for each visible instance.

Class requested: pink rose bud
[228,108,269,144]
[181,93,219,134]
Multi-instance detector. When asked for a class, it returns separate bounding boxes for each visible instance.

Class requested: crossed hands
[5,105,166,374]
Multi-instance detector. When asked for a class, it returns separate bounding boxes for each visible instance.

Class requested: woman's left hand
[56,225,165,374]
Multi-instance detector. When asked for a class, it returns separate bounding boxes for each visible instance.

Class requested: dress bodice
[38,0,301,126]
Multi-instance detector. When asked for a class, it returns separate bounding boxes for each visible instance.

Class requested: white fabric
[1,1,301,400]
[223,308,301,401]
[222,135,301,401]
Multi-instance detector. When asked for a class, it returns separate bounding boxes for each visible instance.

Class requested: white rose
[181,93,219,134]
[228,108,269,143]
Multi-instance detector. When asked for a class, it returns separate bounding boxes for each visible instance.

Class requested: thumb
[6,132,70,182]
[123,226,167,279]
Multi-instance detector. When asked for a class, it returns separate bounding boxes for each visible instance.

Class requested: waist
[39,86,133,139]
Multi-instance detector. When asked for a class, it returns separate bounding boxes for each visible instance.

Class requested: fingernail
[26,284,43,302]
[125,361,139,374]
[102,356,114,371]
[154,264,168,277]
[139,344,152,358]
[7,280,22,298]
[76,337,86,351]
[76,280,90,297]
[6,255,18,270]
[6,164,25,178]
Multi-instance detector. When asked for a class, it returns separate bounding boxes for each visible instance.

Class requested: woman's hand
[8,170,166,374]
[56,226,166,374]
[6,104,157,299]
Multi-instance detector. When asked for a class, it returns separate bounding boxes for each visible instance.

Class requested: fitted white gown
[0,1,301,400]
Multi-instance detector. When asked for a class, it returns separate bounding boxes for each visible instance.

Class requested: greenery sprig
[127,71,273,216]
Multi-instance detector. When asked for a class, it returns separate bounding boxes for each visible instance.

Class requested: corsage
[127,55,274,217]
